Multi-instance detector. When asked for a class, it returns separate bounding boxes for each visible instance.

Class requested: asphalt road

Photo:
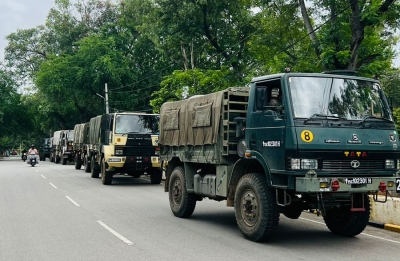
[1,156,400,261]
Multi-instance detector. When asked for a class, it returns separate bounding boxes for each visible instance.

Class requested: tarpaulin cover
[159,91,223,146]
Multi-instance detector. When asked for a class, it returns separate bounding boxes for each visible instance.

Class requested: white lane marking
[49,183,58,189]
[65,196,80,206]
[35,170,38,173]
[299,217,400,244]
[97,220,133,245]
[41,175,46,179]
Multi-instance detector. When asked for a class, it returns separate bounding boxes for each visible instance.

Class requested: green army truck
[73,123,90,170]
[39,138,51,161]
[60,130,74,165]
[160,71,400,242]
[88,112,162,185]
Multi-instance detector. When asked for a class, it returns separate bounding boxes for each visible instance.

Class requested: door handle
[251,140,257,145]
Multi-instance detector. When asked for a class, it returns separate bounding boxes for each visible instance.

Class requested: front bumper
[106,156,159,170]
[296,176,399,193]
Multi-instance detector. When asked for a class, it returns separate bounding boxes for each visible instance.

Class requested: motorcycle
[21,153,27,162]
[28,153,37,167]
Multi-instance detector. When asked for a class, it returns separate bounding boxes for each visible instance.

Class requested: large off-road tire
[168,166,196,218]
[101,158,113,185]
[55,156,60,164]
[150,168,162,184]
[84,155,91,173]
[62,157,67,165]
[90,155,100,178]
[234,173,280,242]
[323,194,370,237]
[50,154,54,162]
[74,154,82,170]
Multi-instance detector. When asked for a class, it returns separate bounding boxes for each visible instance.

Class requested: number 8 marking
[301,130,314,143]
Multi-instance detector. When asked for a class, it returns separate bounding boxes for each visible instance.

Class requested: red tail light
[130,157,134,162]
[379,181,387,192]
[331,180,340,191]
[144,157,149,162]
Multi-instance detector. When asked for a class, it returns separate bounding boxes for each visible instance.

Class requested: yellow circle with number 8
[301,130,314,142]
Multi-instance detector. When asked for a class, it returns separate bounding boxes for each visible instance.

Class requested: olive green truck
[159,71,400,242]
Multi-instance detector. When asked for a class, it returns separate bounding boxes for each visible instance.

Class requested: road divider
[41,175,46,179]
[49,183,58,189]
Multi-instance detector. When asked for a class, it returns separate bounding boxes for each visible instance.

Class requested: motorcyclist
[27,145,39,164]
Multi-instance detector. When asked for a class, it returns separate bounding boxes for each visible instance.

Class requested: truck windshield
[67,131,74,141]
[115,114,159,134]
[288,76,392,121]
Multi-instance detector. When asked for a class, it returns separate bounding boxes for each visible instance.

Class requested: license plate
[345,177,373,185]
[396,178,400,193]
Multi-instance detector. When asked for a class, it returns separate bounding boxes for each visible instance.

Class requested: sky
[0,0,54,61]
[0,0,399,67]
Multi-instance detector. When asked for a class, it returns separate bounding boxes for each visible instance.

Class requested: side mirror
[234,117,246,138]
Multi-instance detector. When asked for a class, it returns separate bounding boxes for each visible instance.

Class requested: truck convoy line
[38,70,400,242]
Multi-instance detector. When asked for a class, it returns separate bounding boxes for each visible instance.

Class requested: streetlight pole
[96,83,110,114]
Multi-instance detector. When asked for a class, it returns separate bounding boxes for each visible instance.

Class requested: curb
[368,221,400,233]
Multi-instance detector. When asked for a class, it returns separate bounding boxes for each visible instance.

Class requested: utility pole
[105,83,110,114]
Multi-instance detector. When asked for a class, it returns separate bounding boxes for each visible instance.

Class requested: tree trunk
[299,0,322,60]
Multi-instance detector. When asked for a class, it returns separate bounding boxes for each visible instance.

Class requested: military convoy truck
[39,138,51,161]
[60,130,74,165]
[88,112,162,185]
[73,123,90,170]
[159,71,400,242]
[50,130,63,163]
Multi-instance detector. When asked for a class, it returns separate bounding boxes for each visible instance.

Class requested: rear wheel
[150,169,162,184]
[55,156,60,164]
[234,173,280,242]
[50,154,54,162]
[74,154,82,170]
[90,155,100,178]
[169,166,196,218]
[62,157,67,165]
[84,155,91,173]
[101,158,113,185]
[323,194,370,237]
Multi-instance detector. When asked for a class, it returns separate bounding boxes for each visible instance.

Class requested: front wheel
[323,194,370,237]
[168,166,196,218]
[101,158,113,185]
[234,173,280,242]
[62,157,67,165]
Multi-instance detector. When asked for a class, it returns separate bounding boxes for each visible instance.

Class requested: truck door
[247,79,286,175]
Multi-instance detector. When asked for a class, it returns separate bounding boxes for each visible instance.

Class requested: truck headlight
[290,158,318,170]
[385,159,395,169]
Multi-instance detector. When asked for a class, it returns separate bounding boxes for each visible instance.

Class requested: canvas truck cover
[73,124,83,146]
[89,115,102,146]
[89,114,112,147]
[53,130,64,146]
[82,122,90,144]
[159,90,224,146]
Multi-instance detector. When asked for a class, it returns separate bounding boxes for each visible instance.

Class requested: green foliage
[150,68,239,112]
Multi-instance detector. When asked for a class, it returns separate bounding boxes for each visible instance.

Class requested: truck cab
[89,112,161,185]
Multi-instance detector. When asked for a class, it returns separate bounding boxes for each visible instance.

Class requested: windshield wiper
[359,115,393,124]
[304,114,346,123]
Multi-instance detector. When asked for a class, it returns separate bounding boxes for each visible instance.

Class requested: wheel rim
[240,189,259,227]
[172,177,182,206]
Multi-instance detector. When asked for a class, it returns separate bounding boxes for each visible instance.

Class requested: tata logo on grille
[350,160,360,168]
[352,134,359,141]
[344,151,367,157]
